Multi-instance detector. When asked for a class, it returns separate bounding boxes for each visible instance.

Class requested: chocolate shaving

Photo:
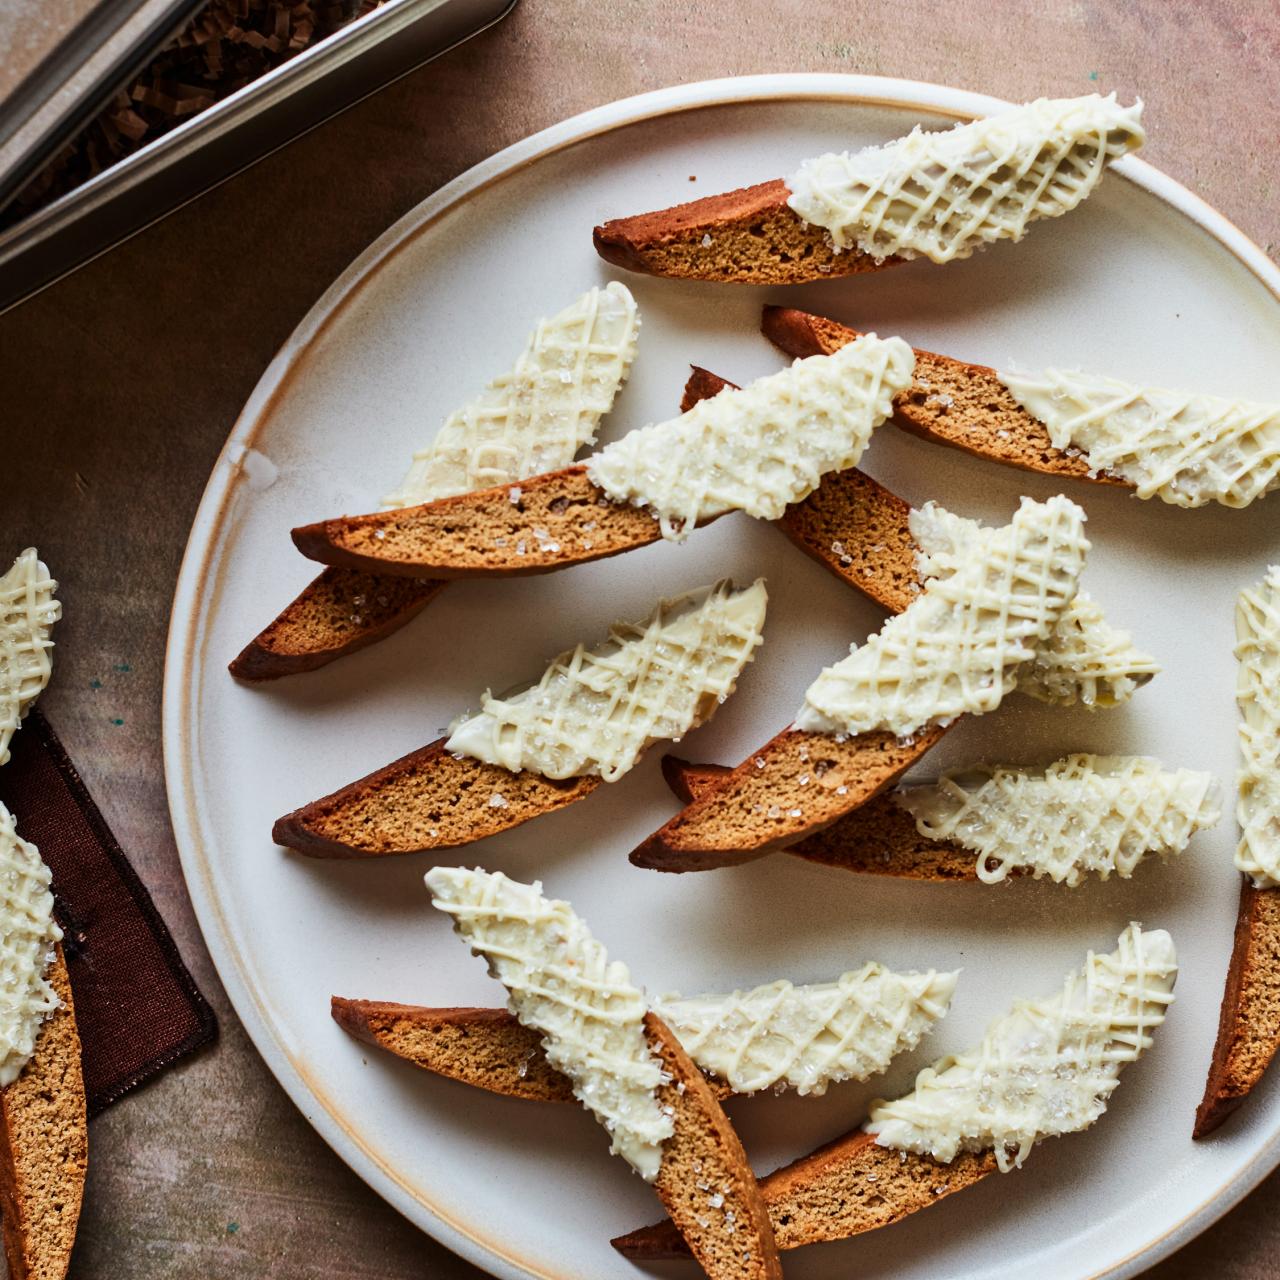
[3,0,386,227]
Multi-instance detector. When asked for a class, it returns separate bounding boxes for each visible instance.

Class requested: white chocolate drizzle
[795,496,1088,737]
[0,802,62,1088]
[898,755,1220,886]
[998,366,1280,509]
[786,94,1143,264]
[911,502,1159,708]
[384,283,640,508]
[587,335,914,540]
[1235,568,1280,887]
[0,548,60,768]
[867,924,1176,1171]
[425,868,672,1180]
[447,580,767,781]
[654,964,957,1096]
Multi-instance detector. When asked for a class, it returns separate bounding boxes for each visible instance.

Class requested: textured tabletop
[1,1,1277,1275]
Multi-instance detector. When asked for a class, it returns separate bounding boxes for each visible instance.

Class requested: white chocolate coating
[384,283,640,508]
[587,335,914,540]
[1235,568,1280,886]
[425,868,673,1180]
[867,924,1176,1170]
[786,94,1143,264]
[0,548,60,768]
[898,755,1220,886]
[654,964,957,1096]
[447,580,767,781]
[911,502,1159,708]
[0,802,62,1088]
[795,496,1088,737]
[999,366,1280,509]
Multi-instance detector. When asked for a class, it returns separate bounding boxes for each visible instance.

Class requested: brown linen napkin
[0,708,216,1115]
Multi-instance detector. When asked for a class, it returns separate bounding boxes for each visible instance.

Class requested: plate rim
[162,72,1280,1280]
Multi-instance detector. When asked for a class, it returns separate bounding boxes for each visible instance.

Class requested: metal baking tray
[0,0,516,314]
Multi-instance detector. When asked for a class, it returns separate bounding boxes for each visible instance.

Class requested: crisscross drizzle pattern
[867,924,1176,1170]
[447,580,767,781]
[898,755,1220,886]
[795,496,1088,737]
[0,548,60,767]
[911,502,1159,708]
[655,964,957,1097]
[383,283,640,508]
[1235,569,1280,886]
[587,335,914,540]
[425,868,673,1180]
[0,802,62,1087]
[786,94,1143,264]
[1000,366,1280,509]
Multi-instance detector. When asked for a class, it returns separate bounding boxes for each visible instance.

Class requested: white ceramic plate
[164,75,1280,1280]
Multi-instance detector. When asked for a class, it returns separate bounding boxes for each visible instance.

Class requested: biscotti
[0,947,86,1280]
[273,738,601,857]
[229,569,445,680]
[594,179,890,284]
[0,550,61,767]
[334,958,955,1102]
[614,1128,996,1258]
[1195,883,1280,1136]
[1196,569,1280,1133]
[634,725,949,872]
[595,95,1142,285]
[762,305,1127,486]
[292,337,914,577]
[276,580,766,856]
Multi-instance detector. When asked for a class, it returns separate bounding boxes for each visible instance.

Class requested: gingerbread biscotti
[275,579,766,856]
[1197,568,1280,1135]
[668,755,1218,885]
[595,95,1142,285]
[767,306,1280,509]
[291,335,914,578]
[334,963,957,1102]
[0,553,86,1280]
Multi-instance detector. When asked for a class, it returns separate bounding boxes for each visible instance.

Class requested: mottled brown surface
[0,947,86,1280]
[672,758,980,879]
[229,566,447,680]
[593,177,890,283]
[762,306,1129,486]
[644,1013,781,1280]
[631,724,949,870]
[1195,882,1280,1136]
[330,1000,736,1102]
[293,464,671,577]
[273,737,601,856]
[0,0,1276,1275]
[615,1124,996,1256]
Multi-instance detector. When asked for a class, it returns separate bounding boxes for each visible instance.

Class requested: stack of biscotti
[231,283,642,679]
[595,94,1144,284]
[0,549,87,1280]
[423,869,782,1280]
[342,916,1176,1264]
[1197,568,1280,1135]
